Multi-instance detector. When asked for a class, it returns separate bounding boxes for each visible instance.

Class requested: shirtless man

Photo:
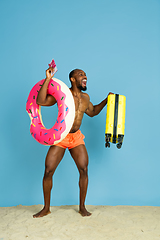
[33,67,112,218]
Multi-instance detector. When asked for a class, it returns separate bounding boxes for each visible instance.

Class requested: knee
[44,166,55,179]
[79,166,88,177]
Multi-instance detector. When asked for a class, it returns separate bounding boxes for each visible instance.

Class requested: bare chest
[73,95,89,114]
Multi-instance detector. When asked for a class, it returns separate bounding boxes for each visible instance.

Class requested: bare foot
[33,207,51,218]
[79,207,92,217]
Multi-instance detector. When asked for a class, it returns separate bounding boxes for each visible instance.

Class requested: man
[33,67,113,218]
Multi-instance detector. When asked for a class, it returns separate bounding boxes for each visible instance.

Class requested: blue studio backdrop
[0,0,160,207]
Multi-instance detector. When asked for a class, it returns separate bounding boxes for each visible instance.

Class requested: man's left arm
[85,92,113,117]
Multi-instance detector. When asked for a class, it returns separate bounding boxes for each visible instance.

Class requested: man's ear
[70,77,75,83]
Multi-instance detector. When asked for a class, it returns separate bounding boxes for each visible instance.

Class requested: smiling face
[70,69,87,91]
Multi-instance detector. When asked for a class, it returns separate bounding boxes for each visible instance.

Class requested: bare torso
[69,89,90,133]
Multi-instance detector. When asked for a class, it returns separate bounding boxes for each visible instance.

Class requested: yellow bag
[105,94,126,149]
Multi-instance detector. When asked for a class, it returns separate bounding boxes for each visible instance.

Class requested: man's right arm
[36,67,57,106]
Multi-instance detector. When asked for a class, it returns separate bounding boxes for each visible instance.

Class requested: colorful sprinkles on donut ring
[26,60,75,145]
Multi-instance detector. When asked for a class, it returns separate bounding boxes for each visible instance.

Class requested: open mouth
[82,79,87,86]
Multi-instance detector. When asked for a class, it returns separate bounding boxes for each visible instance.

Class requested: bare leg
[69,145,91,217]
[33,146,65,218]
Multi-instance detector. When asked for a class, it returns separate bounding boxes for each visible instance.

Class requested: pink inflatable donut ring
[26,78,75,145]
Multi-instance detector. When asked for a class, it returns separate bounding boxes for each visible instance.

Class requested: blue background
[0,0,160,207]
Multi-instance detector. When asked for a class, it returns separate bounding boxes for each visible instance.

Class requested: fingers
[47,67,54,74]
[107,92,113,99]
[106,92,114,103]
[46,67,56,79]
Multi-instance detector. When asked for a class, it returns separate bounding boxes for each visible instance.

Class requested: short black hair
[69,69,79,80]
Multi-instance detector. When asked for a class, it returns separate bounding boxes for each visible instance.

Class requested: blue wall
[0,0,160,207]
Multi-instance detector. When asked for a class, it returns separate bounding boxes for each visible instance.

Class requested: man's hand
[46,67,56,80]
[106,92,114,103]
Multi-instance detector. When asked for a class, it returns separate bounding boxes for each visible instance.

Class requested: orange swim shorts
[55,129,85,149]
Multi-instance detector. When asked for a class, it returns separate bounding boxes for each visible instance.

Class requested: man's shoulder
[81,92,90,99]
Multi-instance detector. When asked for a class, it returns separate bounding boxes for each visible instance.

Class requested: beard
[78,85,87,91]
